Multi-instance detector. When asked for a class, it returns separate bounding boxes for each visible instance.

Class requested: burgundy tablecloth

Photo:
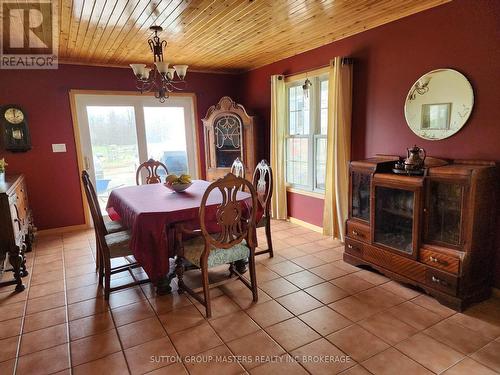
[106,180,255,284]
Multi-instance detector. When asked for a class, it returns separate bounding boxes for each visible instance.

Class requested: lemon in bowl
[164,174,193,192]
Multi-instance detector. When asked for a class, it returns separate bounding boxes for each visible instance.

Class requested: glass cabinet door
[214,115,242,168]
[351,171,371,222]
[426,180,464,247]
[374,186,415,255]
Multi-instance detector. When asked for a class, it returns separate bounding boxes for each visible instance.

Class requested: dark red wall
[238,0,500,286]
[0,64,239,230]
[287,191,324,228]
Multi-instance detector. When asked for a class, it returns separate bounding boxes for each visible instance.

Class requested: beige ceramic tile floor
[1,220,500,374]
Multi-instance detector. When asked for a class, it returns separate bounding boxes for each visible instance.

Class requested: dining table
[105,179,256,294]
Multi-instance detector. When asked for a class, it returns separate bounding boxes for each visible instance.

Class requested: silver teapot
[404,145,426,171]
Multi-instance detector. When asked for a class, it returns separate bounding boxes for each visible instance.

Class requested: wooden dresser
[0,174,34,291]
[344,157,498,311]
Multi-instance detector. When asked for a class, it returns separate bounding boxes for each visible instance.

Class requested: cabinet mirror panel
[351,171,370,222]
[375,186,414,254]
[427,181,464,246]
[214,114,242,168]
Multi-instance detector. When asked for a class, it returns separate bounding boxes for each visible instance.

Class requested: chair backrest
[81,170,107,240]
[230,157,245,179]
[200,173,258,250]
[252,160,273,217]
[136,158,169,185]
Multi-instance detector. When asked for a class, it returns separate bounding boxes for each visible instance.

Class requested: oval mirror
[404,69,474,140]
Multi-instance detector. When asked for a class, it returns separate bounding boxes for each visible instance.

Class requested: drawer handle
[431,276,448,286]
[13,218,21,231]
[429,256,448,266]
[352,230,363,237]
[347,244,360,252]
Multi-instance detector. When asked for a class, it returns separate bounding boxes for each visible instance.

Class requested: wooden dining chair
[82,171,149,298]
[172,173,258,318]
[230,157,245,179]
[253,160,274,257]
[136,158,169,185]
[81,171,124,277]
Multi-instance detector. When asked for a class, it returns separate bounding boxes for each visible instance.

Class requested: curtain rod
[282,63,329,78]
[280,57,354,78]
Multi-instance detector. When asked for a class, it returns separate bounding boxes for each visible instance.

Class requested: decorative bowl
[164,182,192,193]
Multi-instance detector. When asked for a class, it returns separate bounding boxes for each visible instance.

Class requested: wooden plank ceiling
[56,0,450,72]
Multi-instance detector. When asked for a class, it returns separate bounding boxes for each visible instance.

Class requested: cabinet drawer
[363,244,392,268]
[420,248,459,274]
[426,268,457,295]
[391,253,426,283]
[345,238,363,258]
[346,221,370,243]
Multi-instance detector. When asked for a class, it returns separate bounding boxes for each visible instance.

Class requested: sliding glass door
[74,93,198,213]
[86,106,140,194]
[143,106,189,176]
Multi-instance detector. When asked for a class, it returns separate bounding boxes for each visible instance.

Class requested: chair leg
[95,238,99,271]
[265,220,274,258]
[98,253,104,286]
[201,266,211,318]
[97,243,104,286]
[248,254,258,302]
[175,256,185,293]
[104,258,111,300]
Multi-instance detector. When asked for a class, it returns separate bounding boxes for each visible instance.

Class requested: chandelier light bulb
[173,65,188,80]
[167,68,176,80]
[130,64,146,79]
[155,62,169,75]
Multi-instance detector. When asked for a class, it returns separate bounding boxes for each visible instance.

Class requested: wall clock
[0,105,32,152]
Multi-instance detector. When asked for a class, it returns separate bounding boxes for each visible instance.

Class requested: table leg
[235,259,248,274]
[156,261,180,295]
[156,273,175,295]
[156,257,199,295]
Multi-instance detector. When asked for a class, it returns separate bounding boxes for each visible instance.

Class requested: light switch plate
[52,143,67,153]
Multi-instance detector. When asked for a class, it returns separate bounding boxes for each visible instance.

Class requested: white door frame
[69,90,201,226]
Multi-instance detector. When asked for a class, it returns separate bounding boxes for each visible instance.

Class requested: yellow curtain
[270,75,287,220]
[322,57,353,241]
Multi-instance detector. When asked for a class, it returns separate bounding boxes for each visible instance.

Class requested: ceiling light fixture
[302,78,312,99]
[130,25,188,103]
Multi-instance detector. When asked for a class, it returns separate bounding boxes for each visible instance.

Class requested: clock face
[4,107,24,124]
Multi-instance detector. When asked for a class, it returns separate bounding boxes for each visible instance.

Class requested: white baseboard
[288,216,323,233]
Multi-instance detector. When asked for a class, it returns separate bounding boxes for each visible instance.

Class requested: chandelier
[130,25,188,103]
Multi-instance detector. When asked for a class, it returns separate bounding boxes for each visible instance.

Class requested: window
[286,75,328,191]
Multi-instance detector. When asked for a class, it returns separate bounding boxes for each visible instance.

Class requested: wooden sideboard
[0,174,34,291]
[344,157,498,311]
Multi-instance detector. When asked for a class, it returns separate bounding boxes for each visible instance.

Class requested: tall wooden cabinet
[0,174,34,291]
[202,96,257,181]
[344,157,498,311]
